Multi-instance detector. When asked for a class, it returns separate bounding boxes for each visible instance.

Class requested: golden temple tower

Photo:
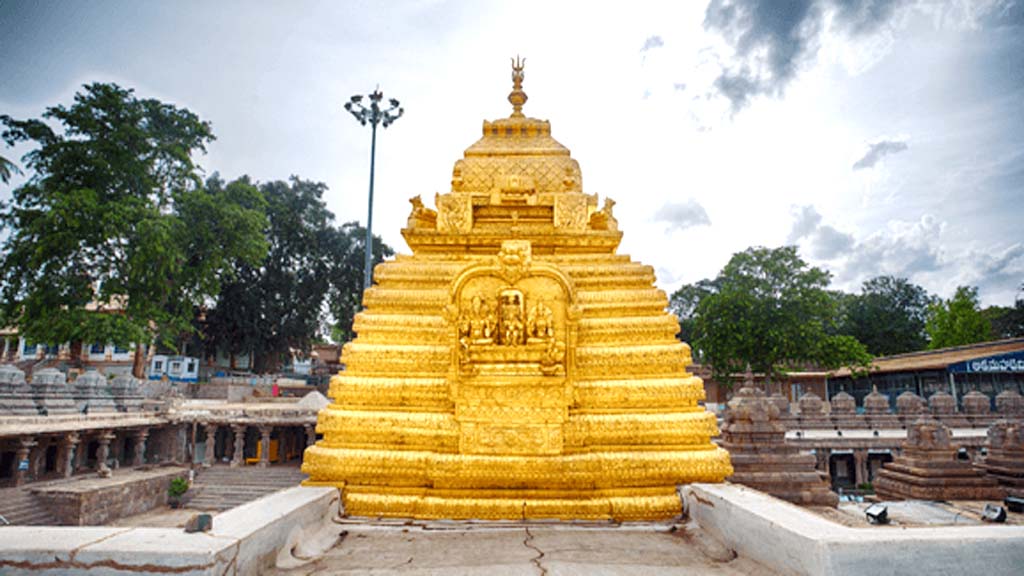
[303,58,732,520]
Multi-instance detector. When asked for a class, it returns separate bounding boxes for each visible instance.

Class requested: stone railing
[786,387,1023,430]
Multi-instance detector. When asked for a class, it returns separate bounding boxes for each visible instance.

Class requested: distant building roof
[830,337,1024,377]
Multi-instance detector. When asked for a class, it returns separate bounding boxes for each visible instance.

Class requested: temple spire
[508,55,527,117]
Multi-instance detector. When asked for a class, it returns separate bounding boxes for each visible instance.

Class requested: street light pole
[344,89,403,293]
[364,120,377,293]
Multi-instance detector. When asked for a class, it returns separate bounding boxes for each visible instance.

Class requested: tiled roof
[830,337,1024,377]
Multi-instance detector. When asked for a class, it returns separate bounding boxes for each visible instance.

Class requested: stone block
[184,513,213,533]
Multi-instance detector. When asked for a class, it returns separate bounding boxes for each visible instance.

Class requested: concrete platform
[271,524,775,576]
[3,483,1024,575]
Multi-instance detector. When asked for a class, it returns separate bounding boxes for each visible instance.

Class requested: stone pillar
[96,431,115,478]
[259,426,271,468]
[14,437,36,486]
[230,425,246,468]
[61,432,81,478]
[75,434,89,473]
[853,449,868,487]
[305,424,316,448]
[29,441,45,479]
[814,448,829,473]
[203,423,217,468]
[132,428,149,467]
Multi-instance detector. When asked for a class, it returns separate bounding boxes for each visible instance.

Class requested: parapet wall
[31,467,185,526]
[684,483,1024,576]
[0,486,338,575]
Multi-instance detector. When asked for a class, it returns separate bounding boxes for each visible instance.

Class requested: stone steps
[0,488,59,526]
[185,466,306,512]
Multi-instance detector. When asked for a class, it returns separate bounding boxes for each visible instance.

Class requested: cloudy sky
[1,0,1022,305]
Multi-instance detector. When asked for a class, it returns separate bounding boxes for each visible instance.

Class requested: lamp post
[344,89,404,293]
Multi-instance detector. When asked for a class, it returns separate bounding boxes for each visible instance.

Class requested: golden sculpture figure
[302,59,732,520]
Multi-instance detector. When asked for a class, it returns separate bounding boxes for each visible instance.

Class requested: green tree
[327,221,393,344]
[839,275,933,355]
[982,284,1024,340]
[692,246,871,387]
[0,153,19,183]
[669,279,718,357]
[202,178,392,373]
[926,285,992,349]
[0,83,267,374]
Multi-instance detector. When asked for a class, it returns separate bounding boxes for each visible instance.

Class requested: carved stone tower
[302,60,732,520]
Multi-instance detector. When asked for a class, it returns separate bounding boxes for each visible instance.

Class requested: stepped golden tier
[302,59,732,520]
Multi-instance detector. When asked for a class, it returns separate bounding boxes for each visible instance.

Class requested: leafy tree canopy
[0,83,268,350]
[684,246,871,386]
[982,284,1024,340]
[839,275,934,356]
[0,153,19,184]
[201,177,392,373]
[327,221,393,344]
[669,278,718,357]
[926,285,991,349]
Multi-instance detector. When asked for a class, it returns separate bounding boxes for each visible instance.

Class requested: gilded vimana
[301,59,733,520]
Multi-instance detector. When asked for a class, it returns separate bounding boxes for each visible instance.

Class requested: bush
[168,477,189,498]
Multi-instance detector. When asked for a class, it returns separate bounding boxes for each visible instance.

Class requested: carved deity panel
[448,241,578,456]
[554,193,588,231]
[455,275,566,377]
[436,193,473,233]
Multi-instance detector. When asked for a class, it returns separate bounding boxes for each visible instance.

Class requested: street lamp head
[346,88,403,128]
[382,107,404,128]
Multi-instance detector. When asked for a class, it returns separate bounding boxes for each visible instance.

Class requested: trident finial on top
[508,55,528,117]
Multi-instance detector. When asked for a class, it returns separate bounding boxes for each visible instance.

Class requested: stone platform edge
[0,485,339,576]
[684,483,1024,576]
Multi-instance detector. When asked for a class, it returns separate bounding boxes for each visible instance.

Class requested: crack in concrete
[523,527,548,576]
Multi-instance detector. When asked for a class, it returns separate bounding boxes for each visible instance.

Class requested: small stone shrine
[795,392,831,429]
[31,367,77,415]
[863,385,898,429]
[109,373,143,412]
[895,391,926,427]
[962,389,995,427]
[720,385,838,507]
[875,415,1005,501]
[929,390,968,428]
[996,390,1024,418]
[976,420,1024,498]
[768,391,794,427]
[828,391,865,429]
[71,370,117,413]
[0,365,39,415]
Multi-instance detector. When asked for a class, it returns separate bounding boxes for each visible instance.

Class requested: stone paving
[272,523,778,576]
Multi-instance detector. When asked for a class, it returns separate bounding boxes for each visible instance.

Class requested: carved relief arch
[446,240,580,378]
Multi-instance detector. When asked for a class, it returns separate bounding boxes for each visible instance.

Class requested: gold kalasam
[302,58,732,520]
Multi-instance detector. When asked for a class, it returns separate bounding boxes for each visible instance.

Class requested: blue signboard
[17,460,28,471]
[948,350,1024,374]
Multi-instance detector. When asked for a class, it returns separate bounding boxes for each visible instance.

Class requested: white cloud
[654,199,712,232]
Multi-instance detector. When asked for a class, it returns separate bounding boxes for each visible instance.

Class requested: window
[187,361,196,373]
[171,361,182,373]
[154,361,164,372]
[113,345,130,354]
[22,341,36,353]
[90,343,105,354]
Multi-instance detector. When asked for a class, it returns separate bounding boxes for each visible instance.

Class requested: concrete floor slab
[272,525,776,576]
